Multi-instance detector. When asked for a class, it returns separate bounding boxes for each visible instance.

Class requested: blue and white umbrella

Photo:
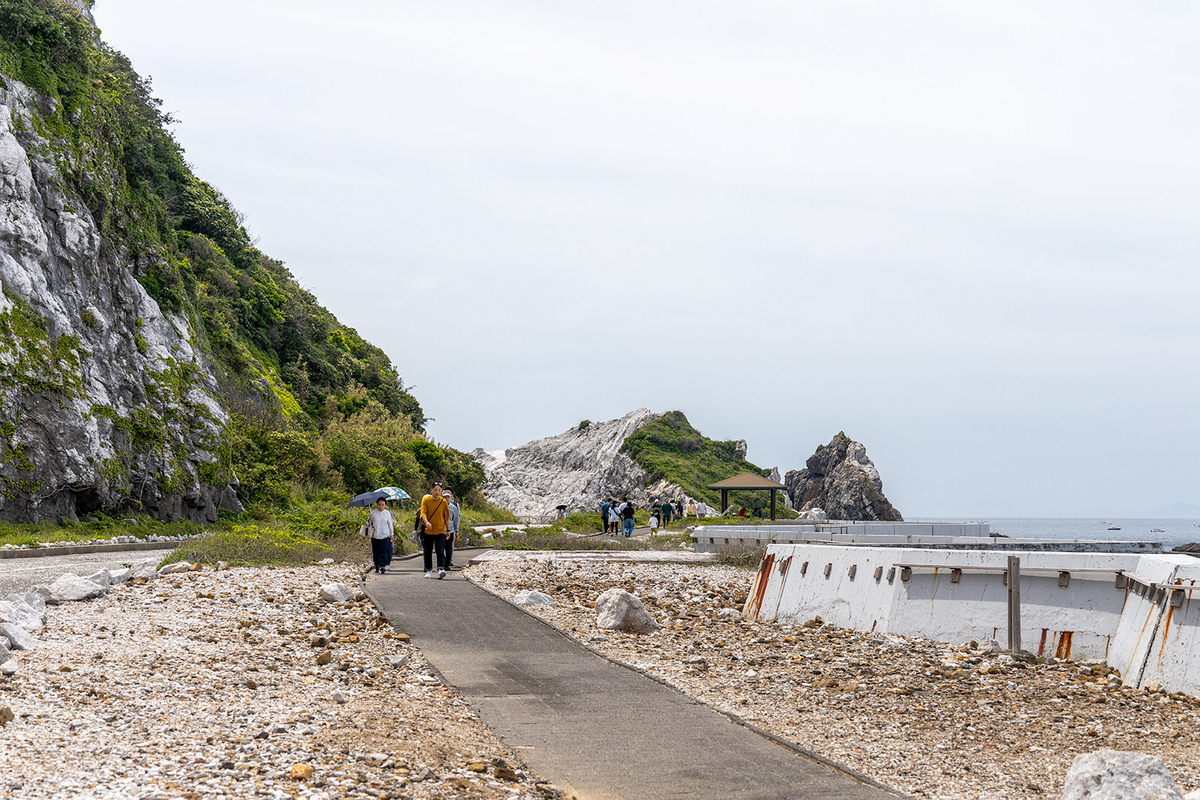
[376,486,411,501]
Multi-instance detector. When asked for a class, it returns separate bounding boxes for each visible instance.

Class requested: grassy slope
[620,411,781,510]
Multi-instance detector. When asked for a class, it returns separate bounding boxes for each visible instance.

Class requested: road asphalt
[365,556,897,800]
[0,548,173,597]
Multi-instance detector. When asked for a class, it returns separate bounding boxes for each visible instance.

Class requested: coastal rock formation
[472,409,687,521]
[0,77,238,523]
[785,432,902,521]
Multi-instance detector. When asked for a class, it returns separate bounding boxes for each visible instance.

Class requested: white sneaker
[424,571,433,579]
[437,570,446,580]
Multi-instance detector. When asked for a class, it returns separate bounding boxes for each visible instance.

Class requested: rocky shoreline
[0,564,557,799]
[468,558,1200,800]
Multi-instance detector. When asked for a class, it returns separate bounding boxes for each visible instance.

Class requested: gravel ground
[469,558,1200,800]
[0,548,175,597]
[0,565,560,799]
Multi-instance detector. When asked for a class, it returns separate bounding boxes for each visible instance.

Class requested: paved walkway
[365,558,897,800]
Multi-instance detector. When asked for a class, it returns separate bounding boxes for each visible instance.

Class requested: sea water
[925,518,1200,551]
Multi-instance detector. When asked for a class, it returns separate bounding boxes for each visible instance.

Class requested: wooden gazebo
[707,472,787,521]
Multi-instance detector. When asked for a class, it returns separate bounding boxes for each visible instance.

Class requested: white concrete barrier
[744,542,1200,695]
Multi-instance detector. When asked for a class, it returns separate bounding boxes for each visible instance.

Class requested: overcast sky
[94,1,1200,517]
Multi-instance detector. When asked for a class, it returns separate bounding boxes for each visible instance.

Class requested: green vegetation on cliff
[0,0,493,523]
[621,411,785,512]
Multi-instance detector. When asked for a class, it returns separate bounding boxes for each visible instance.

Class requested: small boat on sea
[1151,528,1166,533]
[1108,526,1121,531]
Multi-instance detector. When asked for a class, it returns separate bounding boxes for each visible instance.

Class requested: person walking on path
[649,513,659,536]
[444,488,461,570]
[367,497,396,574]
[600,499,612,536]
[660,500,673,527]
[620,501,636,537]
[686,499,697,518]
[420,482,451,579]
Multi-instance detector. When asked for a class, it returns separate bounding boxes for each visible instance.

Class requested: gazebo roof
[707,472,786,490]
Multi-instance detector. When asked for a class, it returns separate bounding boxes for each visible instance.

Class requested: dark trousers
[371,536,392,569]
[444,532,456,568]
[421,533,446,572]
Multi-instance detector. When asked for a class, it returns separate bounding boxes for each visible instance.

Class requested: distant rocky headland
[473,410,901,522]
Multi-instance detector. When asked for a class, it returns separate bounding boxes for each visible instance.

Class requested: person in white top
[368,497,396,574]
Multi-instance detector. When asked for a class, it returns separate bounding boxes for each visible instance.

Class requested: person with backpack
[418,482,451,579]
[621,501,636,537]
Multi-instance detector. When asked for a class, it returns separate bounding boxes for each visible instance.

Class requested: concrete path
[366,558,896,800]
[0,548,173,596]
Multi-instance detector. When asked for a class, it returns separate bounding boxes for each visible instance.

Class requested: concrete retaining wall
[744,542,1200,695]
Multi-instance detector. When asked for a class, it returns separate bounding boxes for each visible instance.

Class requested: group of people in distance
[600,497,699,537]
[364,481,461,579]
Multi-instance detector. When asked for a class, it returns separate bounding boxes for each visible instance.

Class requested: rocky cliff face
[0,76,237,523]
[472,409,690,521]
[785,433,902,522]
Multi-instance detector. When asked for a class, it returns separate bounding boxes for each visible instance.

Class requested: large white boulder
[319,583,354,603]
[85,569,112,587]
[0,622,35,651]
[1061,749,1184,800]
[3,592,46,624]
[595,588,659,634]
[514,590,555,608]
[0,598,45,631]
[130,560,158,580]
[108,568,133,584]
[47,574,106,602]
[30,585,59,606]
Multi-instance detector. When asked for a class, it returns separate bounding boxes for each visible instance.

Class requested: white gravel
[0,565,563,799]
[470,557,1200,800]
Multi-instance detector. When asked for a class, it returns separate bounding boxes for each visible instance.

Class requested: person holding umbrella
[367,496,396,574]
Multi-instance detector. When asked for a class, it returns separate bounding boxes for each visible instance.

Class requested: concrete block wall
[745,543,1200,695]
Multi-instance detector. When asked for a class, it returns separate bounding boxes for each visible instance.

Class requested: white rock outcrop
[0,76,239,524]
[595,588,659,634]
[1060,749,1185,800]
[472,409,686,521]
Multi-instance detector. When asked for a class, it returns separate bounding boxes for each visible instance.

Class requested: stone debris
[514,590,555,607]
[157,561,192,576]
[470,559,1200,800]
[47,574,105,602]
[0,622,35,651]
[0,564,553,798]
[0,597,46,631]
[1061,749,1187,799]
[318,583,354,603]
[595,588,659,634]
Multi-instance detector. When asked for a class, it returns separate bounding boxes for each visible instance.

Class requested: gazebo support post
[770,488,776,521]
[721,489,728,515]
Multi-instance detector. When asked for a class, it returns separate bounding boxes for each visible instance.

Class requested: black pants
[370,536,392,569]
[421,533,446,572]
[444,532,456,568]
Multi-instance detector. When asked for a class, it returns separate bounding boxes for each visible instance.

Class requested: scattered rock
[331,690,347,704]
[107,568,132,584]
[129,560,158,581]
[467,762,488,773]
[318,558,335,565]
[158,562,191,576]
[290,764,313,781]
[595,588,659,634]
[515,590,555,608]
[318,583,354,603]
[0,639,8,666]
[315,649,333,666]
[0,706,13,726]
[46,574,106,603]
[30,585,58,606]
[85,569,112,588]
[216,561,230,571]
[495,764,520,782]
[0,622,36,651]
[387,655,409,669]
[0,596,45,630]
[1061,749,1184,800]
[717,608,742,621]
